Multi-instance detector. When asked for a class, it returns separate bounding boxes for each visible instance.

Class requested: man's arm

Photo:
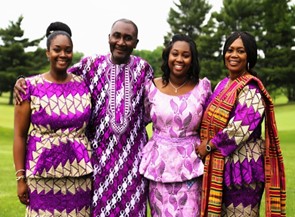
[14,78,27,105]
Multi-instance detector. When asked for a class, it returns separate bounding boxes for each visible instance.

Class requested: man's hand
[14,78,27,105]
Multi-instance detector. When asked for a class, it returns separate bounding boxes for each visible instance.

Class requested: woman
[195,31,286,216]
[139,34,212,216]
[13,21,93,216]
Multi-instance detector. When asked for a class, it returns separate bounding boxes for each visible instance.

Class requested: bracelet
[16,175,26,181]
[206,141,212,152]
[15,169,25,175]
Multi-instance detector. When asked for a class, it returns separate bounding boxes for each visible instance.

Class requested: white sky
[0,0,223,56]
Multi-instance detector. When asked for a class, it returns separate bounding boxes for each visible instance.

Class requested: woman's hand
[195,139,208,161]
[17,179,29,205]
[14,78,27,105]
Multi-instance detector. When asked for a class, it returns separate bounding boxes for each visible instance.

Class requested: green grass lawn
[1,92,294,216]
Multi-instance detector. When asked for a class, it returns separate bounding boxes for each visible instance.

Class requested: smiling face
[224,37,247,77]
[168,41,192,80]
[46,34,73,73]
[108,20,139,64]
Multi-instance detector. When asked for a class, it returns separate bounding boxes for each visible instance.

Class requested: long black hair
[161,34,200,86]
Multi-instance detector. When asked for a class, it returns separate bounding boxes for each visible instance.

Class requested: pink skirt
[148,177,202,217]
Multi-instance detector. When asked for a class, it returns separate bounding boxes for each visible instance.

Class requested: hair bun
[46,21,72,37]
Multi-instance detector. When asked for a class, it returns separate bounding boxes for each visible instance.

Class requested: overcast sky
[0,0,223,56]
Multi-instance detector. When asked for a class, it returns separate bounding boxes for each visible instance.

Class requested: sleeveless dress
[21,74,93,216]
[139,78,212,217]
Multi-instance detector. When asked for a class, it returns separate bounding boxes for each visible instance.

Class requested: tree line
[135,0,295,102]
[1,0,294,105]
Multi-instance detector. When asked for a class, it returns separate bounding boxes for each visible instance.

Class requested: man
[15,18,154,216]
[69,18,154,217]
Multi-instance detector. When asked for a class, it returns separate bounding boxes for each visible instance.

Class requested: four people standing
[13,20,286,217]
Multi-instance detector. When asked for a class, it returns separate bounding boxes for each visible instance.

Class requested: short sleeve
[199,77,212,109]
[19,78,31,102]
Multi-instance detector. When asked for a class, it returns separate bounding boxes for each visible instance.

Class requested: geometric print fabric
[26,176,92,216]
[23,74,92,179]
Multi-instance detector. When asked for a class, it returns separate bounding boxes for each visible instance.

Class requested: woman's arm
[211,83,265,156]
[13,100,31,205]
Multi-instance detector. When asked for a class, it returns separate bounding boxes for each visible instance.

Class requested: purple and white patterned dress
[68,54,154,217]
[139,78,212,217]
[21,74,93,216]
[209,77,266,216]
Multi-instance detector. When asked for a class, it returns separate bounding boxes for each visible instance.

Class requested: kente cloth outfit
[139,78,212,217]
[68,54,154,217]
[200,75,286,217]
[20,74,93,216]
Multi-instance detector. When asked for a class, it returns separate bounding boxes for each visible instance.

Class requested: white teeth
[175,65,183,69]
[229,60,239,65]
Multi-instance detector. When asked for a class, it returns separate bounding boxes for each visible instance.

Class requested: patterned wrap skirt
[26,175,92,217]
[221,182,264,216]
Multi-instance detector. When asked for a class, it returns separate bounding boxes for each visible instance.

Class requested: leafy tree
[0,16,44,105]
[258,0,295,101]
[165,0,211,44]
[199,0,265,87]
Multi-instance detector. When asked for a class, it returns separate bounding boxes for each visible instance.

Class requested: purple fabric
[209,77,265,187]
[139,78,212,183]
[69,54,153,217]
[21,74,93,215]
[27,176,92,216]
[222,182,264,215]
[148,178,202,217]
[21,74,92,178]
[29,187,91,212]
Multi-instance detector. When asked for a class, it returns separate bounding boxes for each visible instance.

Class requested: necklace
[169,79,187,93]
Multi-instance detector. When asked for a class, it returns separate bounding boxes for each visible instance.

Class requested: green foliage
[133,46,163,78]
[72,52,84,66]
[165,0,211,44]
[258,0,295,101]
[0,16,45,105]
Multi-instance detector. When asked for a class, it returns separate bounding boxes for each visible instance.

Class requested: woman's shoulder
[145,77,161,92]
[198,77,212,92]
[153,77,162,86]
[199,77,211,86]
